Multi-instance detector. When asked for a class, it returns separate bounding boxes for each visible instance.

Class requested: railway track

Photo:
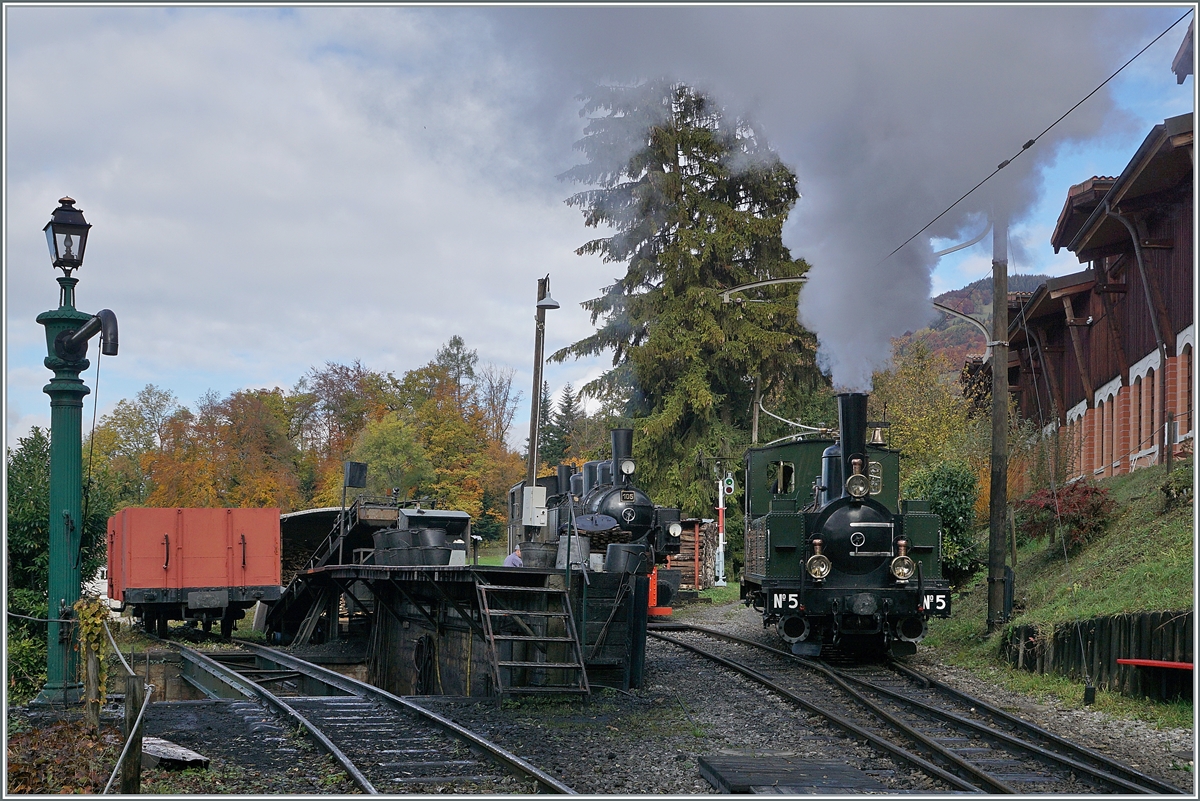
[649,623,1185,795]
[174,641,575,794]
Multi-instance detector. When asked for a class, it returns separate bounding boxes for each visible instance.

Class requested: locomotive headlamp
[890,539,915,581]
[668,521,682,537]
[807,554,832,580]
[890,555,916,581]
[806,538,831,580]
[619,458,636,476]
[845,473,869,499]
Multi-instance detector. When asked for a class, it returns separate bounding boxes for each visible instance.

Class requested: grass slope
[922,457,1194,728]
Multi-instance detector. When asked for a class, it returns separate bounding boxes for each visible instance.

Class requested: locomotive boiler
[740,392,951,658]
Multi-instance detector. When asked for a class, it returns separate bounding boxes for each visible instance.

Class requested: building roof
[1173,19,1194,85]
[1008,268,1095,346]
[1050,177,1115,254]
[1059,113,1193,262]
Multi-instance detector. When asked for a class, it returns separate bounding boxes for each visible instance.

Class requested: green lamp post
[31,197,118,706]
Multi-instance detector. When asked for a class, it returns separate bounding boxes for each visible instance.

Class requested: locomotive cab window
[768,461,795,495]
[869,460,883,495]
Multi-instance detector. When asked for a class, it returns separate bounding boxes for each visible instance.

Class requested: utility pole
[522,275,558,544]
[987,213,1009,632]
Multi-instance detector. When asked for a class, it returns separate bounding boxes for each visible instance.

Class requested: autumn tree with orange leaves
[85,338,523,539]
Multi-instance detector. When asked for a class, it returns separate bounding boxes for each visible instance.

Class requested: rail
[176,644,377,793]
[647,630,980,792]
[171,639,574,794]
[655,623,1184,794]
[233,642,576,793]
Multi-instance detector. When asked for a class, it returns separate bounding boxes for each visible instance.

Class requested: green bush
[1013,479,1116,553]
[7,629,46,706]
[903,460,980,583]
[1160,457,1194,512]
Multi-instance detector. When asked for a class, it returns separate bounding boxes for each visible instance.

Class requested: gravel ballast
[14,598,1189,794]
[415,599,1193,793]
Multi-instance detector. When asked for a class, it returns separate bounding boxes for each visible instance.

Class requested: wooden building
[1007,113,1193,482]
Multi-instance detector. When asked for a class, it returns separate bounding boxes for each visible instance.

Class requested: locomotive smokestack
[556,464,574,497]
[582,461,600,497]
[611,428,634,485]
[837,392,869,493]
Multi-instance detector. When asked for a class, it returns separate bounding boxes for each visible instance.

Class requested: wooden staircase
[475,581,589,698]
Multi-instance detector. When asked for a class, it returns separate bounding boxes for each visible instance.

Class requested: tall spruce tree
[552,80,822,515]
[534,380,554,468]
[541,384,583,467]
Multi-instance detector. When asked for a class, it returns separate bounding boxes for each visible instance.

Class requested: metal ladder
[475,581,590,698]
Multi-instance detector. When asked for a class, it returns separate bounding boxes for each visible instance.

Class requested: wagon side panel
[179,508,233,589]
[231,508,282,587]
[117,508,179,595]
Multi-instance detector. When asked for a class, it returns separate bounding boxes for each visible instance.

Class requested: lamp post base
[30,682,85,707]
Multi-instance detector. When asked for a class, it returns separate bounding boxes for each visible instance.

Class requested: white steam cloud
[487,5,1180,390]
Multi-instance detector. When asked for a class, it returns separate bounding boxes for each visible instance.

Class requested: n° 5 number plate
[922,591,951,616]
[770,591,803,611]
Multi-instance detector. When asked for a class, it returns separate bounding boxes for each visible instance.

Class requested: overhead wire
[873,9,1194,271]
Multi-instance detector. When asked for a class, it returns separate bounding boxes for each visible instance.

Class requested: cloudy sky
[5,6,1194,445]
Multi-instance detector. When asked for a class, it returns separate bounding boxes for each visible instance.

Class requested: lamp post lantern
[32,197,118,706]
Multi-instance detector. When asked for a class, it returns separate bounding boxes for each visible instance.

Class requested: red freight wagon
[108,508,282,638]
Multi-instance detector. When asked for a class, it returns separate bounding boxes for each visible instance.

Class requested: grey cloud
[6,6,1186,446]
[484,5,1180,389]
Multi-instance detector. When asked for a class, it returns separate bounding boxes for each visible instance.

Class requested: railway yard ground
[6,463,1194,793]
[6,595,1193,794]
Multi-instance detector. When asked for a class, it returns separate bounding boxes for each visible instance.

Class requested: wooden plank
[292,586,329,647]
[697,755,889,794]
[1095,289,1130,383]
[141,737,211,770]
[1063,295,1095,402]
[1032,326,1066,424]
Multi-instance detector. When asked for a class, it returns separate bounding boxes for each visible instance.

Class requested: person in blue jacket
[503,543,523,567]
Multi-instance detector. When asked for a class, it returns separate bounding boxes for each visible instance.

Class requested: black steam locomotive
[508,429,683,567]
[740,392,951,658]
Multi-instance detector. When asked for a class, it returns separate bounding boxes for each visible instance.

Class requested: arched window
[1132,376,1143,451]
[1145,367,1156,456]
[1184,344,1193,437]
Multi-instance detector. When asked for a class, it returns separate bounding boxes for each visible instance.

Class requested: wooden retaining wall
[1001,611,1193,702]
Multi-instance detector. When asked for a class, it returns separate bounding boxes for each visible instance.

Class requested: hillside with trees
[898,273,1051,369]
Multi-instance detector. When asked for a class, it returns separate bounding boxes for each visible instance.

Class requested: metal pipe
[102,683,154,794]
[1106,203,1172,471]
[932,220,993,258]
